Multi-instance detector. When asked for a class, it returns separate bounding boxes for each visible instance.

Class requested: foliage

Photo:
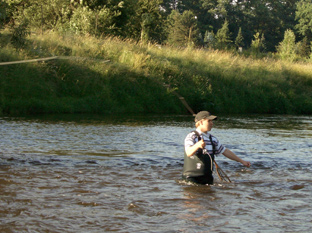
[235,27,244,48]
[296,37,311,59]
[8,0,71,30]
[215,20,232,50]
[1,31,312,116]
[69,5,120,35]
[137,0,164,43]
[251,32,265,56]
[166,10,199,47]
[277,29,297,61]
[295,0,312,41]
[204,30,215,48]
[0,1,8,30]
[1,0,312,57]
[10,20,30,49]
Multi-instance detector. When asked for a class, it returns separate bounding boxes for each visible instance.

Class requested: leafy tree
[166,10,182,45]
[198,0,222,34]
[204,30,215,48]
[224,0,297,52]
[166,10,199,47]
[114,0,138,38]
[70,4,121,35]
[296,37,311,59]
[235,27,244,48]
[76,0,123,9]
[277,29,297,61]
[0,0,309,55]
[72,0,124,36]
[140,12,154,42]
[215,19,232,49]
[295,0,312,41]
[0,2,7,30]
[120,0,164,43]
[2,0,124,35]
[261,0,297,51]
[6,0,71,30]
[251,32,265,55]
[10,19,30,49]
[161,0,179,13]
[138,0,164,43]
[69,6,94,35]
[2,0,23,26]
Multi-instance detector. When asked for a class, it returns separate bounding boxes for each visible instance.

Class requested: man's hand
[241,160,251,167]
[185,139,206,157]
[196,139,205,149]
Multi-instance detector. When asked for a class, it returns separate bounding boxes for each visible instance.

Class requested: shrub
[10,20,30,49]
[276,29,297,61]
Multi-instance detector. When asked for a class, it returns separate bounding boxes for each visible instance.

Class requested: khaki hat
[194,111,217,122]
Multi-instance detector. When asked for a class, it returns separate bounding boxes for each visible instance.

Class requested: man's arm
[185,139,205,157]
[222,148,251,167]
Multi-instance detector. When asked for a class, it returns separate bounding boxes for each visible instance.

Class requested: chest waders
[182,131,215,184]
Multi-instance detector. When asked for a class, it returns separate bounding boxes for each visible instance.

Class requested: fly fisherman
[183,111,251,185]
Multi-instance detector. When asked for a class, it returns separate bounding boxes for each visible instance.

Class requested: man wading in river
[183,111,251,185]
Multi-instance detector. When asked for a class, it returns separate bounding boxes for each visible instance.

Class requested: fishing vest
[183,131,215,178]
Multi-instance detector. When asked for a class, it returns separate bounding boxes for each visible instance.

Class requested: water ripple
[1,114,312,232]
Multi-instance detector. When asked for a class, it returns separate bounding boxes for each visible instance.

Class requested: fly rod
[164,84,196,116]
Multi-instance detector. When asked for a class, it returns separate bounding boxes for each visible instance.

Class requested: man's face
[201,119,213,132]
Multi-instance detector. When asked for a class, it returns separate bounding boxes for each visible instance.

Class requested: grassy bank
[1,30,312,116]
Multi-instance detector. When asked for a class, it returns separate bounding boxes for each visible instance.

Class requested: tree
[295,0,312,41]
[0,0,308,54]
[235,27,244,48]
[121,0,165,43]
[0,1,7,30]
[9,0,71,30]
[161,0,179,13]
[10,20,30,49]
[276,29,297,61]
[296,37,311,59]
[199,0,224,35]
[251,32,265,55]
[166,10,199,47]
[70,4,121,36]
[204,30,215,48]
[1,0,124,36]
[224,0,297,52]
[215,19,232,49]
[138,0,164,43]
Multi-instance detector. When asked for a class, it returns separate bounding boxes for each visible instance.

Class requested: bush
[10,20,30,49]
[69,6,120,36]
[276,29,297,61]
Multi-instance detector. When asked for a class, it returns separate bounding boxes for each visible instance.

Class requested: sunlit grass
[0,30,311,115]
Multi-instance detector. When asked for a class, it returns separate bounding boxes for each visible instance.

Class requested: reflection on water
[0,114,312,232]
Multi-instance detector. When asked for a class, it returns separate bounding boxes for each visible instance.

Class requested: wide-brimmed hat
[194,111,217,122]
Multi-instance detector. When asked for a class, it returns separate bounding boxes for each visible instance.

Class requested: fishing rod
[164,84,196,116]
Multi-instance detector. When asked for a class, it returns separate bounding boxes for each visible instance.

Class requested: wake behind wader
[182,131,215,184]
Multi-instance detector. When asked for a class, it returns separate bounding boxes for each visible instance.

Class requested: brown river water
[0,114,312,233]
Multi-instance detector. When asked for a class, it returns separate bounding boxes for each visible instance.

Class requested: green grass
[1,30,312,115]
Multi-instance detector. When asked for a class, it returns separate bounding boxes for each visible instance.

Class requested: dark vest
[183,131,215,178]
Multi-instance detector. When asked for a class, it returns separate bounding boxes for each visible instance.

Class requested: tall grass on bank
[0,30,312,115]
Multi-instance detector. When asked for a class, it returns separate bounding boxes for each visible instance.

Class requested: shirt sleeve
[184,132,197,150]
[184,131,226,156]
[212,136,226,156]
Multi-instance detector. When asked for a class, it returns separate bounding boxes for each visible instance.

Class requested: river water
[0,114,311,233]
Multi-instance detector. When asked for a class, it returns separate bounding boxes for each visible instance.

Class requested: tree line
[1,0,312,60]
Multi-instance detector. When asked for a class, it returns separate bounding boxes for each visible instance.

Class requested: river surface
[0,114,312,233]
